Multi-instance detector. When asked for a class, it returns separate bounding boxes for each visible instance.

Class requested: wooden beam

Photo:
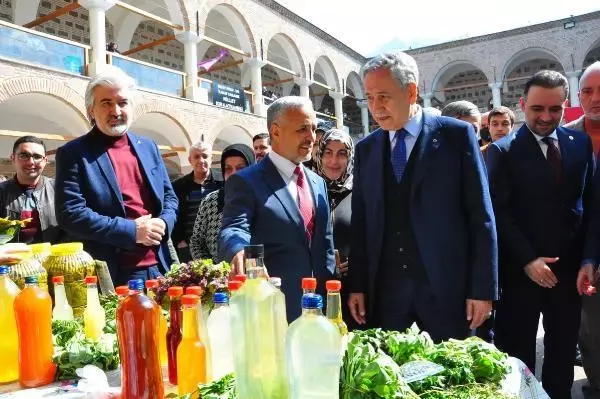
[114,0,183,30]
[264,60,298,77]
[263,77,294,87]
[122,34,175,56]
[161,151,178,159]
[24,2,80,29]
[437,81,489,92]
[198,59,244,75]
[157,145,186,152]
[202,36,249,57]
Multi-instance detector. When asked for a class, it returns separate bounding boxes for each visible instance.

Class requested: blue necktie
[392,129,408,182]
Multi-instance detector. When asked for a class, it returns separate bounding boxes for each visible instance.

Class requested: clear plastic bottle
[325,280,348,337]
[302,277,317,294]
[286,293,342,399]
[0,265,20,383]
[177,294,207,395]
[207,292,234,380]
[52,276,74,321]
[186,286,212,381]
[230,244,288,399]
[234,274,247,284]
[83,276,106,342]
[228,280,242,295]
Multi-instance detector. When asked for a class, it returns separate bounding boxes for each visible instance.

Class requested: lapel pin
[569,136,574,141]
[137,140,141,144]
[432,138,438,143]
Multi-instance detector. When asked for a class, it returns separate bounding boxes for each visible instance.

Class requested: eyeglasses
[16,152,45,162]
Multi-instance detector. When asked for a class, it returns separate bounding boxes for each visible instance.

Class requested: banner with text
[212,81,246,112]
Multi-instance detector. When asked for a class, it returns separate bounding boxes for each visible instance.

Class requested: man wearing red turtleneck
[570,61,600,394]
[55,66,178,286]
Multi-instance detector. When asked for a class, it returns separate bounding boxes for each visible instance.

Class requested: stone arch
[430,60,491,110]
[133,100,193,146]
[582,36,600,69]
[430,60,491,94]
[200,3,256,57]
[500,47,566,82]
[126,19,184,71]
[265,33,305,77]
[208,119,254,147]
[345,71,363,98]
[313,55,340,91]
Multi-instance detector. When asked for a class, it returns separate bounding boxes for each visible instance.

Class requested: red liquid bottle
[166,286,183,385]
[116,279,164,399]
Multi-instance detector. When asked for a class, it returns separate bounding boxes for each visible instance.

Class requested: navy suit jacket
[347,111,498,314]
[218,155,336,321]
[487,124,594,276]
[55,128,179,278]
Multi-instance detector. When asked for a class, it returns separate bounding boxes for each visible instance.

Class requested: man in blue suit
[487,70,595,398]
[55,66,178,285]
[347,51,497,341]
[219,96,335,321]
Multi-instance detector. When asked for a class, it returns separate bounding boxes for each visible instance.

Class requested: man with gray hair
[55,66,178,285]
[441,100,482,135]
[172,141,221,262]
[567,60,600,393]
[219,96,335,321]
[346,51,497,342]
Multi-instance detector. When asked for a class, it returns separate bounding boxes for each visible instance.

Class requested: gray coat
[564,115,585,132]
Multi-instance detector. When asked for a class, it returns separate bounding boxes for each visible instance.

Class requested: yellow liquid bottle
[0,265,20,383]
[146,280,168,368]
[83,276,106,342]
[177,294,207,396]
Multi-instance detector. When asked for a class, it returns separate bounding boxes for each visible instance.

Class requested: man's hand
[348,293,367,325]
[338,261,349,276]
[524,257,559,288]
[135,215,165,246]
[466,299,492,329]
[230,250,245,279]
[577,263,598,296]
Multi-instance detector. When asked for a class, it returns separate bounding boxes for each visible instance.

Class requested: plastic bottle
[14,275,56,388]
[302,277,317,294]
[115,285,130,301]
[117,279,164,399]
[83,275,106,342]
[177,294,207,395]
[234,274,247,284]
[166,286,183,385]
[207,292,234,380]
[228,280,242,295]
[0,265,20,383]
[230,244,288,398]
[285,293,342,399]
[268,277,282,290]
[145,280,168,369]
[186,286,212,380]
[52,276,74,321]
[325,280,348,338]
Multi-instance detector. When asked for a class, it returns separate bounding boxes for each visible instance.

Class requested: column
[488,82,503,108]
[566,70,581,107]
[78,0,116,76]
[357,101,370,135]
[244,58,267,116]
[176,32,204,102]
[329,90,345,129]
[294,77,312,98]
[422,92,433,108]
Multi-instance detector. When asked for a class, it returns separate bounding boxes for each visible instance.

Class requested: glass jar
[44,243,96,317]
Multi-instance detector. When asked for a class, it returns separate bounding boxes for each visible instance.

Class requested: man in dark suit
[346,51,497,342]
[219,96,336,321]
[487,70,595,399]
[55,66,178,285]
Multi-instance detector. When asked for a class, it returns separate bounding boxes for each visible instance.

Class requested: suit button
[402,264,408,269]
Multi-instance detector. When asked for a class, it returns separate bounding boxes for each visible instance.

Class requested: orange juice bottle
[0,265,20,383]
[14,275,56,388]
[177,294,207,395]
[145,279,168,369]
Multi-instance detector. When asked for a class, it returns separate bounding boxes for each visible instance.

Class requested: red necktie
[542,136,562,182]
[294,166,315,241]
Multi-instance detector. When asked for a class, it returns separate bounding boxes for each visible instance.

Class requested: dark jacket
[171,172,222,244]
[0,175,64,243]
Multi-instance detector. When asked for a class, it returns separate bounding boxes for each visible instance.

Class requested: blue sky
[277,0,600,57]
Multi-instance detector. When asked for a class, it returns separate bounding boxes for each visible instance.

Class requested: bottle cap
[50,242,83,256]
[115,286,129,296]
[181,294,199,305]
[326,280,342,291]
[268,277,282,288]
[52,275,65,284]
[186,286,203,296]
[29,242,51,254]
[244,244,264,259]
[168,286,184,297]
[302,293,323,309]
[24,275,38,284]
[85,276,97,284]
[234,274,247,283]
[214,292,229,304]
[145,279,159,289]
[228,280,242,291]
[302,277,317,290]
[128,279,144,291]
[0,265,9,275]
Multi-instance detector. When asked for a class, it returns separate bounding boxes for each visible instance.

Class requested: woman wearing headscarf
[315,129,356,328]
[190,144,255,262]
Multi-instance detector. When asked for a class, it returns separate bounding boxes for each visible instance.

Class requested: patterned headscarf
[315,129,354,206]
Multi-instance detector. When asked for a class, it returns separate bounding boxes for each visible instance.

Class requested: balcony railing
[108,53,185,97]
[0,19,88,75]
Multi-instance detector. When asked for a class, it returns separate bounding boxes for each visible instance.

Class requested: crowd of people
[0,51,599,398]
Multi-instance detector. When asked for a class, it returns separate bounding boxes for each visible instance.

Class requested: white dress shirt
[268,151,314,207]
[529,129,560,158]
[388,107,424,159]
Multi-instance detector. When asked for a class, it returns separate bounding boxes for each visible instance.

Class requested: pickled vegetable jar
[29,242,51,264]
[9,250,48,292]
